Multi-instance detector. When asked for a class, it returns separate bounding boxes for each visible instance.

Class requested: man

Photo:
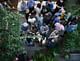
[27,0,35,13]
[47,0,54,11]
[17,0,28,13]
[54,22,65,31]
[0,3,3,8]
[21,22,29,35]
[53,16,61,24]
[40,23,49,38]
[65,16,78,32]
[56,0,64,7]
[34,3,42,16]
[54,22,65,36]
[36,14,43,30]
[27,0,35,8]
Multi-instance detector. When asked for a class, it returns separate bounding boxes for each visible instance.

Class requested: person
[65,12,72,21]
[25,7,36,21]
[52,6,61,15]
[54,22,65,37]
[30,24,38,34]
[40,23,49,38]
[46,0,54,12]
[27,0,35,8]
[25,9,30,20]
[43,12,52,25]
[36,32,42,43]
[47,30,59,48]
[26,37,34,46]
[34,3,42,16]
[59,6,65,13]
[53,1,57,10]
[41,1,47,6]
[27,0,35,13]
[54,6,65,16]
[28,16,36,25]
[0,3,3,8]
[48,30,59,42]
[66,24,78,32]
[54,12,61,17]
[21,22,29,34]
[56,0,64,7]
[65,16,78,32]
[17,0,28,13]
[41,5,49,16]
[36,14,43,30]
[0,1,10,9]
[15,53,26,61]
[53,16,61,24]
[54,22,65,31]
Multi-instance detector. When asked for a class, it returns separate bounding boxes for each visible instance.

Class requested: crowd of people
[0,0,79,61]
[0,0,78,53]
[17,0,78,48]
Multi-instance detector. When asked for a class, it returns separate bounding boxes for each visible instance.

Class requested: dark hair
[37,3,41,8]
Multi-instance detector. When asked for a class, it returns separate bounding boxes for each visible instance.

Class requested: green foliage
[33,50,57,61]
[64,0,80,51]
[0,9,24,61]
[64,31,80,50]
[65,0,80,16]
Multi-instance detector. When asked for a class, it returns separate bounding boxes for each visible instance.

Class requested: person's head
[71,16,76,21]
[31,10,36,15]
[22,22,29,27]
[55,22,65,31]
[28,0,34,2]
[22,0,25,3]
[31,24,37,32]
[70,16,77,24]
[60,0,64,3]
[54,7,61,14]
[48,0,52,1]
[57,16,61,19]
[37,3,41,8]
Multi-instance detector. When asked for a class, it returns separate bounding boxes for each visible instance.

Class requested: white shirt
[22,22,29,27]
[41,1,47,6]
[53,2,57,10]
[34,1,40,6]
[34,6,42,16]
[28,18,36,24]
